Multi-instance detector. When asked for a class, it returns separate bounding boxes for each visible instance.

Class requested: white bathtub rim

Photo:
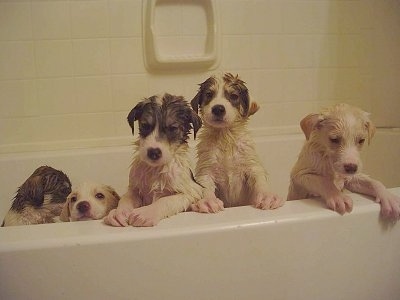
[1,188,398,253]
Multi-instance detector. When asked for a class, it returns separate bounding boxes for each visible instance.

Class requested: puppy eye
[205,91,214,100]
[330,137,341,144]
[95,193,105,199]
[358,138,366,145]
[70,196,77,202]
[140,123,152,132]
[230,93,239,102]
[168,125,179,133]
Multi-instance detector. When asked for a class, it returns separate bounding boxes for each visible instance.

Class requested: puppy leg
[248,167,284,210]
[346,174,400,220]
[128,194,192,227]
[293,173,353,214]
[104,189,141,227]
[190,175,224,213]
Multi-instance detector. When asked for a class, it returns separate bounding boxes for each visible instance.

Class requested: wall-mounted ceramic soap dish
[142,0,220,72]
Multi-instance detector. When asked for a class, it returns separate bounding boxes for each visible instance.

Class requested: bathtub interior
[0,129,399,220]
[1,129,400,300]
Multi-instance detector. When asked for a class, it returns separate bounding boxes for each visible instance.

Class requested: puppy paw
[325,193,353,215]
[103,208,131,227]
[377,192,400,221]
[253,192,284,210]
[127,206,162,227]
[190,197,224,213]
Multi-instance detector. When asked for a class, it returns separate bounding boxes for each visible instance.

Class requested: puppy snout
[344,163,358,174]
[212,105,226,117]
[77,201,90,213]
[147,147,162,161]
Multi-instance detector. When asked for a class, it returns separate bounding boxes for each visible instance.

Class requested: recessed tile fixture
[143,0,220,72]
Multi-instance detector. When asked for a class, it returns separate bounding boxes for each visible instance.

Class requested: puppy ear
[127,100,146,135]
[365,116,376,145]
[104,185,120,209]
[300,113,324,140]
[59,195,71,222]
[190,91,202,114]
[240,92,250,117]
[190,110,202,139]
[248,101,260,117]
[18,175,44,207]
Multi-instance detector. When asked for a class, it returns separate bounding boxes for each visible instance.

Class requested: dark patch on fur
[191,73,250,117]
[10,166,71,212]
[127,93,202,141]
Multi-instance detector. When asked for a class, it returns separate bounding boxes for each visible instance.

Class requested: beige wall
[0,0,399,153]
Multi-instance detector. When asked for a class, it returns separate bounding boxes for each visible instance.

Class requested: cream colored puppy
[60,182,120,222]
[288,103,400,220]
[190,73,284,212]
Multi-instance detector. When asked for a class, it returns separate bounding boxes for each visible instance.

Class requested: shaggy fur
[104,93,203,227]
[60,182,120,222]
[190,73,284,212]
[2,166,71,226]
[288,103,400,220]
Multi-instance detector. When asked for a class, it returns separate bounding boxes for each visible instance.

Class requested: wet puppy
[2,166,71,226]
[60,182,120,222]
[288,103,400,220]
[104,93,203,227]
[190,73,284,212]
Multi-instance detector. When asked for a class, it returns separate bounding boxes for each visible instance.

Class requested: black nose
[212,105,226,117]
[77,201,90,213]
[344,164,358,174]
[147,147,162,161]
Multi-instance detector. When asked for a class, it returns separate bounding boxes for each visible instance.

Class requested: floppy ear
[300,113,324,140]
[364,114,376,145]
[59,196,71,222]
[127,101,146,135]
[248,101,260,117]
[18,175,44,207]
[104,185,120,209]
[190,110,202,139]
[190,90,202,114]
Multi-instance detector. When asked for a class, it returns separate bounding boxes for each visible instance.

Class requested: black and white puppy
[190,73,284,212]
[2,166,71,226]
[104,93,203,227]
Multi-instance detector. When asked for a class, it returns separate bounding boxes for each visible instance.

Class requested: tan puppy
[190,73,284,213]
[60,182,120,222]
[288,103,400,220]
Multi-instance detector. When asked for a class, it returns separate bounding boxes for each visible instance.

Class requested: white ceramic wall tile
[36,78,76,115]
[35,40,73,77]
[110,38,145,74]
[108,0,142,37]
[111,74,148,111]
[0,42,35,80]
[0,80,37,117]
[31,1,71,39]
[0,0,399,152]
[0,2,32,41]
[74,76,112,113]
[70,0,109,39]
[72,39,110,76]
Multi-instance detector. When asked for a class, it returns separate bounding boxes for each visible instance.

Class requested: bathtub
[1,129,399,300]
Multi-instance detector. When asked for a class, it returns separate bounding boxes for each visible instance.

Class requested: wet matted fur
[2,165,71,226]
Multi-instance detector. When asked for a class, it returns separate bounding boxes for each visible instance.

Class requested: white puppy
[104,93,203,227]
[190,73,284,212]
[288,103,400,220]
[60,182,120,222]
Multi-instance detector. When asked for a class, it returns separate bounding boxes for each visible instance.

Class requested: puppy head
[11,165,71,212]
[127,93,202,167]
[191,73,256,128]
[60,182,120,222]
[301,103,376,176]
